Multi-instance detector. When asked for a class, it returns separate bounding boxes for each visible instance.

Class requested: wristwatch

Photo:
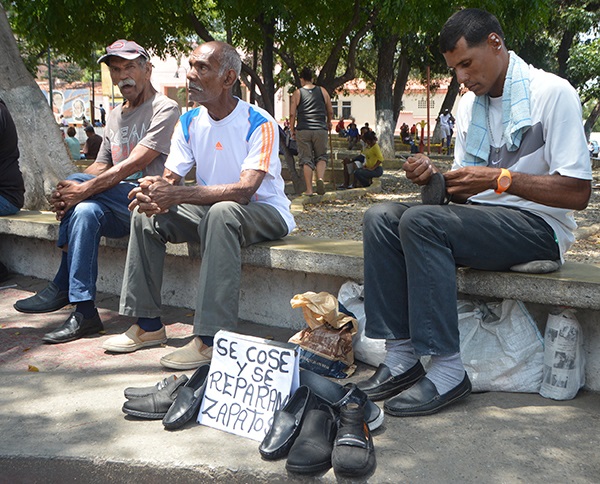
[495,168,512,194]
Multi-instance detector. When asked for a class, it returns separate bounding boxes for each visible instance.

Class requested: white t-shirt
[165,99,295,234]
[439,113,452,137]
[453,64,592,258]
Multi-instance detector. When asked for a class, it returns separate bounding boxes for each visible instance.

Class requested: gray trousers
[363,202,560,356]
[119,201,288,336]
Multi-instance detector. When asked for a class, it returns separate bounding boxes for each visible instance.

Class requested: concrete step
[1,274,599,482]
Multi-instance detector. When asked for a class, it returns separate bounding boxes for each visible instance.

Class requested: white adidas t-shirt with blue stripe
[165,98,295,234]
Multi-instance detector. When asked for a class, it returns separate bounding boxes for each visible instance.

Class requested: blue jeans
[0,194,20,216]
[363,202,559,356]
[354,166,383,187]
[53,173,135,303]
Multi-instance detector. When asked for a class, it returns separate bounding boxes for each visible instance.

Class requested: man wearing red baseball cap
[14,40,180,347]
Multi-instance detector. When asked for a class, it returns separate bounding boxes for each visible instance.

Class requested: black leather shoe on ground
[356,361,426,401]
[162,364,210,430]
[124,375,180,400]
[122,374,189,419]
[331,401,376,478]
[14,282,70,314]
[384,373,472,417]
[299,369,384,431]
[260,386,316,460]
[285,404,338,475]
[42,311,104,344]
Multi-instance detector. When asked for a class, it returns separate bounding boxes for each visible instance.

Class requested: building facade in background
[39,53,459,137]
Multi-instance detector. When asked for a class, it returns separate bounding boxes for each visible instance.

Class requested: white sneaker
[160,336,213,370]
[102,324,167,353]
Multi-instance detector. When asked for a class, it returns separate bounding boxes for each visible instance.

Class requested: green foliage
[2,0,198,67]
[3,0,598,121]
[569,37,600,101]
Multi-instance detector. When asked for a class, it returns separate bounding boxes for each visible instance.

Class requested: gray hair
[217,43,241,78]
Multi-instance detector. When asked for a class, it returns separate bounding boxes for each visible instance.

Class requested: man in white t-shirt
[104,41,295,370]
[438,108,454,150]
[356,9,591,417]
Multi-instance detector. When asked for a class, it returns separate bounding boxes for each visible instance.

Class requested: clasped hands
[50,180,86,221]
[128,176,174,216]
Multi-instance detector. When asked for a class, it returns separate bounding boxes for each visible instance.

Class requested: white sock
[426,353,465,395]
[384,339,419,376]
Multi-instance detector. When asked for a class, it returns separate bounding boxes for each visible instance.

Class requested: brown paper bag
[289,291,358,378]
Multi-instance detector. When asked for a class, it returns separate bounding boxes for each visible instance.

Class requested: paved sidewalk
[1,274,599,483]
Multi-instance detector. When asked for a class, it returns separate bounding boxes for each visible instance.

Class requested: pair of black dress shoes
[259,372,377,478]
[122,364,210,430]
[13,282,103,343]
[356,361,472,416]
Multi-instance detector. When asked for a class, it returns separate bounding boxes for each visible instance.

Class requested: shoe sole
[286,461,332,474]
[42,326,104,344]
[366,407,384,431]
[384,386,471,417]
[122,406,167,420]
[160,358,211,371]
[103,338,168,353]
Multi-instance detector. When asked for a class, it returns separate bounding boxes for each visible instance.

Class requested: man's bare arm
[52,144,162,219]
[444,167,591,210]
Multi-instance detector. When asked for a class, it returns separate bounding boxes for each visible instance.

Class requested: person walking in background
[438,108,455,151]
[289,67,333,196]
[99,104,106,126]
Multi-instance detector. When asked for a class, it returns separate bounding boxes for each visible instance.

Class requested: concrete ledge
[1,210,600,391]
[2,210,598,310]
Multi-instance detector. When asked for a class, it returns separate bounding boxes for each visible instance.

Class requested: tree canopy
[3,0,599,133]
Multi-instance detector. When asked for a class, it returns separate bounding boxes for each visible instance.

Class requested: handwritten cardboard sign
[197,330,300,441]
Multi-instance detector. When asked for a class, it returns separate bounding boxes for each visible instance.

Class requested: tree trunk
[259,15,276,116]
[0,6,73,210]
[557,29,575,80]
[393,53,410,125]
[584,101,600,141]
[374,35,399,160]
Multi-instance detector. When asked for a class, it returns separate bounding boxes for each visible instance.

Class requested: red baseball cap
[98,40,150,64]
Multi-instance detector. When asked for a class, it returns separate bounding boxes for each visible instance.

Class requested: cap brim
[97,52,148,64]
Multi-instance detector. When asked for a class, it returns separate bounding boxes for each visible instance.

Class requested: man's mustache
[118,78,136,89]
[189,82,203,92]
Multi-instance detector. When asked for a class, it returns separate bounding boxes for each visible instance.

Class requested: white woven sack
[458,299,544,393]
